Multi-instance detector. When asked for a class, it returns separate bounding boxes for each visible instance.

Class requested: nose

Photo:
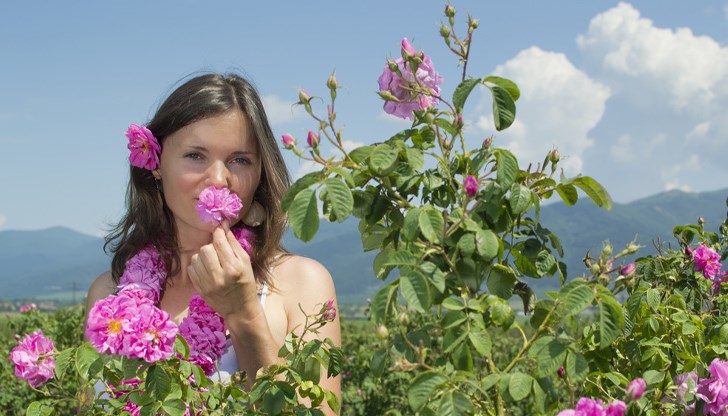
[207,160,231,188]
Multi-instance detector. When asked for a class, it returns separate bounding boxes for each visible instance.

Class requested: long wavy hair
[105,73,290,288]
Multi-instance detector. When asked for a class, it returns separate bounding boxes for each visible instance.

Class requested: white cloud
[686,122,711,141]
[475,47,610,175]
[664,181,692,193]
[577,2,728,112]
[341,139,366,152]
[261,95,302,124]
[609,134,634,162]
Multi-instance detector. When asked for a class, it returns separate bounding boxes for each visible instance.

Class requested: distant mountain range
[1,188,726,303]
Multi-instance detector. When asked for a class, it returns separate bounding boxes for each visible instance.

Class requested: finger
[212,227,240,270]
[226,227,251,264]
[197,244,222,275]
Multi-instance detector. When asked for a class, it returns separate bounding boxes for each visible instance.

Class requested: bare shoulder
[86,271,116,310]
[271,254,337,315]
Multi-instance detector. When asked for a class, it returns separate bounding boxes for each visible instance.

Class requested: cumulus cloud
[575,2,728,200]
[577,2,728,112]
[261,95,302,124]
[474,47,610,175]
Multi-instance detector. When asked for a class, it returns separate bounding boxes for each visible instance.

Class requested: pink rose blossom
[85,294,140,355]
[9,329,56,388]
[626,377,646,400]
[179,294,226,375]
[18,303,36,313]
[464,175,478,197]
[195,186,243,226]
[232,226,256,258]
[692,244,722,280]
[696,358,728,415]
[605,400,626,416]
[126,124,161,171]
[620,263,636,277]
[377,39,443,120]
[124,302,178,363]
[282,134,296,148]
[401,37,416,57]
[118,245,165,302]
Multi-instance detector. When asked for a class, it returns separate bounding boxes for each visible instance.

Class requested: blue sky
[2,1,727,236]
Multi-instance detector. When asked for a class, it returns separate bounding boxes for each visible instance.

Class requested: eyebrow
[187,145,258,156]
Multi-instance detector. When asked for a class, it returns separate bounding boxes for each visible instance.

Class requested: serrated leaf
[597,292,625,349]
[419,206,444,244]
[559,281,594,317]
[54,348,73,381]
[487,266,516,299]
[75,342,102,380]
[475,229,499,260]
[325,178,353,222]
[383,249,418,267]
[529,336,566,377]
[437,390,475,416]
[495,149,518,189]
[402,207,420,242]
[370,280,399,323]
[566,351,589,382]
[26,402,55,416]
[405,147,425,170]
[509,373,533,401]
[161,399,187,416]
[453,78,482,111]
[509,184,532,215]
[458,233,476,256]
[262,385,285,415]
[371,348,389,377]
[468,326,492,357]
[572,176,613,210]
[369,143,398,175]
[289,188,319,242]
[408,371,448,411]
[555,184,578,206]
[442,297,466,311]
[400,271,431,313]
[146,365,171,401]
[483,75,520,101]
[490,85,517,131]
[282,171,320,212]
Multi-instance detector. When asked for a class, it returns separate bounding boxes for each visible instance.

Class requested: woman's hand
[187,222,259,319]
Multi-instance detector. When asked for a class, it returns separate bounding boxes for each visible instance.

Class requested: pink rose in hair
[9,329,56,388]
[126,124,161,170]
[195,186,243,226]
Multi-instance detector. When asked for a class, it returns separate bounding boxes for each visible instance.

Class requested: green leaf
[370,280,399,323]
[558,280,594,317]
[487,265,516,299]
[475,229,499,261]
[402,208,421,241]
[646,288,661,311]
[282,171,320,212]
[495,149,518,189]
[509,184,532,215]
[509,373,533,401]
[26,402,55,416]
[437,390,475,416]
[371,348,389,377]
[54,348,73,381]
[349,145,374,163]
[161,399,187,416]
[483,75,520,101]
[468,326,492,357]
[457,233,476,256]
[383,249,418,267]
[453,78,482,111]
[369,143,398,175]
[490,298,515,329]
[400,271,431,313]
[406,147,425,171]
[452,343,473,371]
[529,336,567,378]
[408,371,448,412]
[489,85,517,131]
[146,365,171,401]
[572,176,613,210]
[289,188,319,242]
[535,251,556,277]
[325,178,353,222]
[442,297,466,311]
[555,184,578,206]
[328,346,344,378]
[419,206,444,244]
[263,385,285,415]
[643,369,665,385]
[597,292,625,349]
[566,351,589,382]
[75,342,102,380]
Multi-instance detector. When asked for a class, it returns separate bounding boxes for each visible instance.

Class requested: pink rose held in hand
[10,330,56,388]
[196,186,243,226]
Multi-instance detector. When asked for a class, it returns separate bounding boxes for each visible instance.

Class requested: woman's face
[154,110,262,236]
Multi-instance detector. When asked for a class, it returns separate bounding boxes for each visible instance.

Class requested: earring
[155,179,162,193]
[243,200,266,227]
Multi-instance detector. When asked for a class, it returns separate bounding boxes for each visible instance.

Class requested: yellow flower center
[108,319,122,334]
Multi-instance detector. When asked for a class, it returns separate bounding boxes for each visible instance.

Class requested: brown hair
[105,73,290,288]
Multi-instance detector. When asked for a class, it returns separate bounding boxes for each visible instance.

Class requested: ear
[152,169,162,180]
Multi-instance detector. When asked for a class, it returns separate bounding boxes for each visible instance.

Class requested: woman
[86,73,341,412]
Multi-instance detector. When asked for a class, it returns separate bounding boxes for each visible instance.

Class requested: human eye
[184,152,203,160]
[230,156,252,165]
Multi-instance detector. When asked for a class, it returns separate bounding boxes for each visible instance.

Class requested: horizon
[2,1,727,236]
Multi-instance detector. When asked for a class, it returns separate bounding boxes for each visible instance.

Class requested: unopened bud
[548,149,560,164]
[281,134,296,149]
[445,4,456,17]
[387,60,399,72]
[439,24,451,38]
[482,136,492,148]
[401,37,416,59]
[590,264,600,274]
[620,262,636,277]
[455,114,463,129]
[698,216,705,226]
[376,324,389,339]
[298,90,311,104]
[627,243,640,254]
[326,72,338,90]
[469,18,480,29]
[377,90,400,102]
[602,243,613,257]
[307,131,319,147]
[557,367,565,378]
[398,311,409,325]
